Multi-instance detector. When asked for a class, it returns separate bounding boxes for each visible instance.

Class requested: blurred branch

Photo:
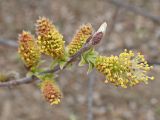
[0,76,36,87]
[148,61,160,66]
[0,39,18,47]
[87,73,96,120]
[108,0,160,23]
[105,7,120,41]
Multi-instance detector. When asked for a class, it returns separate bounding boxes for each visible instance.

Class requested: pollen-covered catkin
[67,24,93,56]
[95,50,154,88]
[18,31,40,68]
[36,17,65,59]
[40,80,62,105]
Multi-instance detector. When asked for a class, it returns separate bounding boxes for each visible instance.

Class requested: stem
[108,0,160,23]
[0,24,106,88]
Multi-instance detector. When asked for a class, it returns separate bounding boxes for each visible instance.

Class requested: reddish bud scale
[92,32,103,45]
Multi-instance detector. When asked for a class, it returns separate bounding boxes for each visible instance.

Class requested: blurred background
[0,0,160,120]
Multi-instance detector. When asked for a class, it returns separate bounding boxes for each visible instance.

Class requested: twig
[0,22,108,87]
[0,42,92,87]
[87,73,96,120]
[0,76,36,87]
[108,0,160,23]
[148,61,160,66]
[0,39,18,47]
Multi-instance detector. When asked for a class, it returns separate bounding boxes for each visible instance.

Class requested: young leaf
[87,62,94,74]
[79,48,98,73]
[79,55,87,66]
[37,73,54,81]
[59,60,67,69]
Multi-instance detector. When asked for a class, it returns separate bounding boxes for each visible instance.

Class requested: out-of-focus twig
[0,39,18,47]
[87,73,96,120]
[108,0,160,23]
[105,7,120,42]
[148,61,160,66]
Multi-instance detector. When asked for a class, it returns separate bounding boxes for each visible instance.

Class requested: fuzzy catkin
[18,31,40,68]
[40,80,62,105]
[95,50,154,88]
[67,24,93,56]
[36,17,65,59]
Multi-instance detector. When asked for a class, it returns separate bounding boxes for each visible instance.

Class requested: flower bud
[92,32,103,45]
[36,17,65,59]
[95,50,154,88]
[67,24,93,56]
[18,31,40,68]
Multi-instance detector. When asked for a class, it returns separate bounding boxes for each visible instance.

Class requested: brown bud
[92,32,103,45]
[92,22,107,45]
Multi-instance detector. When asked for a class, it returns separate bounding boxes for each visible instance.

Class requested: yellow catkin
[36,17,65,59]
[40,80,62,105]
[95,50,154,88]
[18,31,40,68]
[67,24,93,56]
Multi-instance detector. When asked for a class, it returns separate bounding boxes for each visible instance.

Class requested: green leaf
[82,49,98,64]
[50,60,58,69]
[83,48,93,58]
[30,66,37,73]
[59,60,67,69]
[37,73,54,81]
[78,48,98,73]
[87,62,94,74]
[79,55,87,66]
[57,51,69,69]
[27,67,44,77]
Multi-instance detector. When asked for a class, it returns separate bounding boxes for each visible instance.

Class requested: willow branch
[0,23,107,87]
[0,39,18,47]
[105,7,120,42]
[0,42,91,87]
[109,0,160,23]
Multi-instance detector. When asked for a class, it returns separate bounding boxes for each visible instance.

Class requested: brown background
[0,0,160,120]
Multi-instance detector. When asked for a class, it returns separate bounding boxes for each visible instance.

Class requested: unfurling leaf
[79,48,98,73]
